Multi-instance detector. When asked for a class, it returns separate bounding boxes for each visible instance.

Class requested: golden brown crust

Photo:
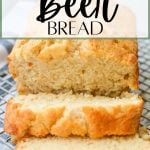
[4,96,143,140]
[9,40,138,65]
[83,102,142,138]
[9,40,137,60]
[4,99,65,139]
[4,99,35,138]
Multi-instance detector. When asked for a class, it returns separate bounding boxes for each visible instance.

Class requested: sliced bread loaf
[4,92,143,140]
[8,39,138,97]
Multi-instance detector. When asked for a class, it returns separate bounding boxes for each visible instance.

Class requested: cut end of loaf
[8,39,138,97]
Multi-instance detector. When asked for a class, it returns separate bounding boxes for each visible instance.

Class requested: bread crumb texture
[16,134,150,150]
[8,39,138,97]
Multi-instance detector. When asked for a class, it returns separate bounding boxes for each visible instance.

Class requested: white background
[2,0,149,38]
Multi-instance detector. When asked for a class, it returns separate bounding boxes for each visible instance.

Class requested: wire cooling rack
[0,40,150,150]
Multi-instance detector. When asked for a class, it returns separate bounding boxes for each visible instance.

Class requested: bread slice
[16,134,150,150]
[4,92,143,140]
[8,39,138,97]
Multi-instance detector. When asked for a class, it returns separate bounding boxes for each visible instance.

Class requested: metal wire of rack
[0,40,150,150]
[138,40,150,130]
[0,66,16,150]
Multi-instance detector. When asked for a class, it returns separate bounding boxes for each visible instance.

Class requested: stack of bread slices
[4,39,150,149]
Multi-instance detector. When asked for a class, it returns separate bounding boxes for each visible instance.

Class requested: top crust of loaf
[9,39,137,63]
[8,39,138,96]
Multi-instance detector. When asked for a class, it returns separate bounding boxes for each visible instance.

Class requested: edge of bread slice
[4,92,143,140]
[16,133,150,150]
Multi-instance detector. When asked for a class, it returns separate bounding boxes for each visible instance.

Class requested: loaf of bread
[4,92,143,140]
[8,39,138,97]
[16,134,150,150]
